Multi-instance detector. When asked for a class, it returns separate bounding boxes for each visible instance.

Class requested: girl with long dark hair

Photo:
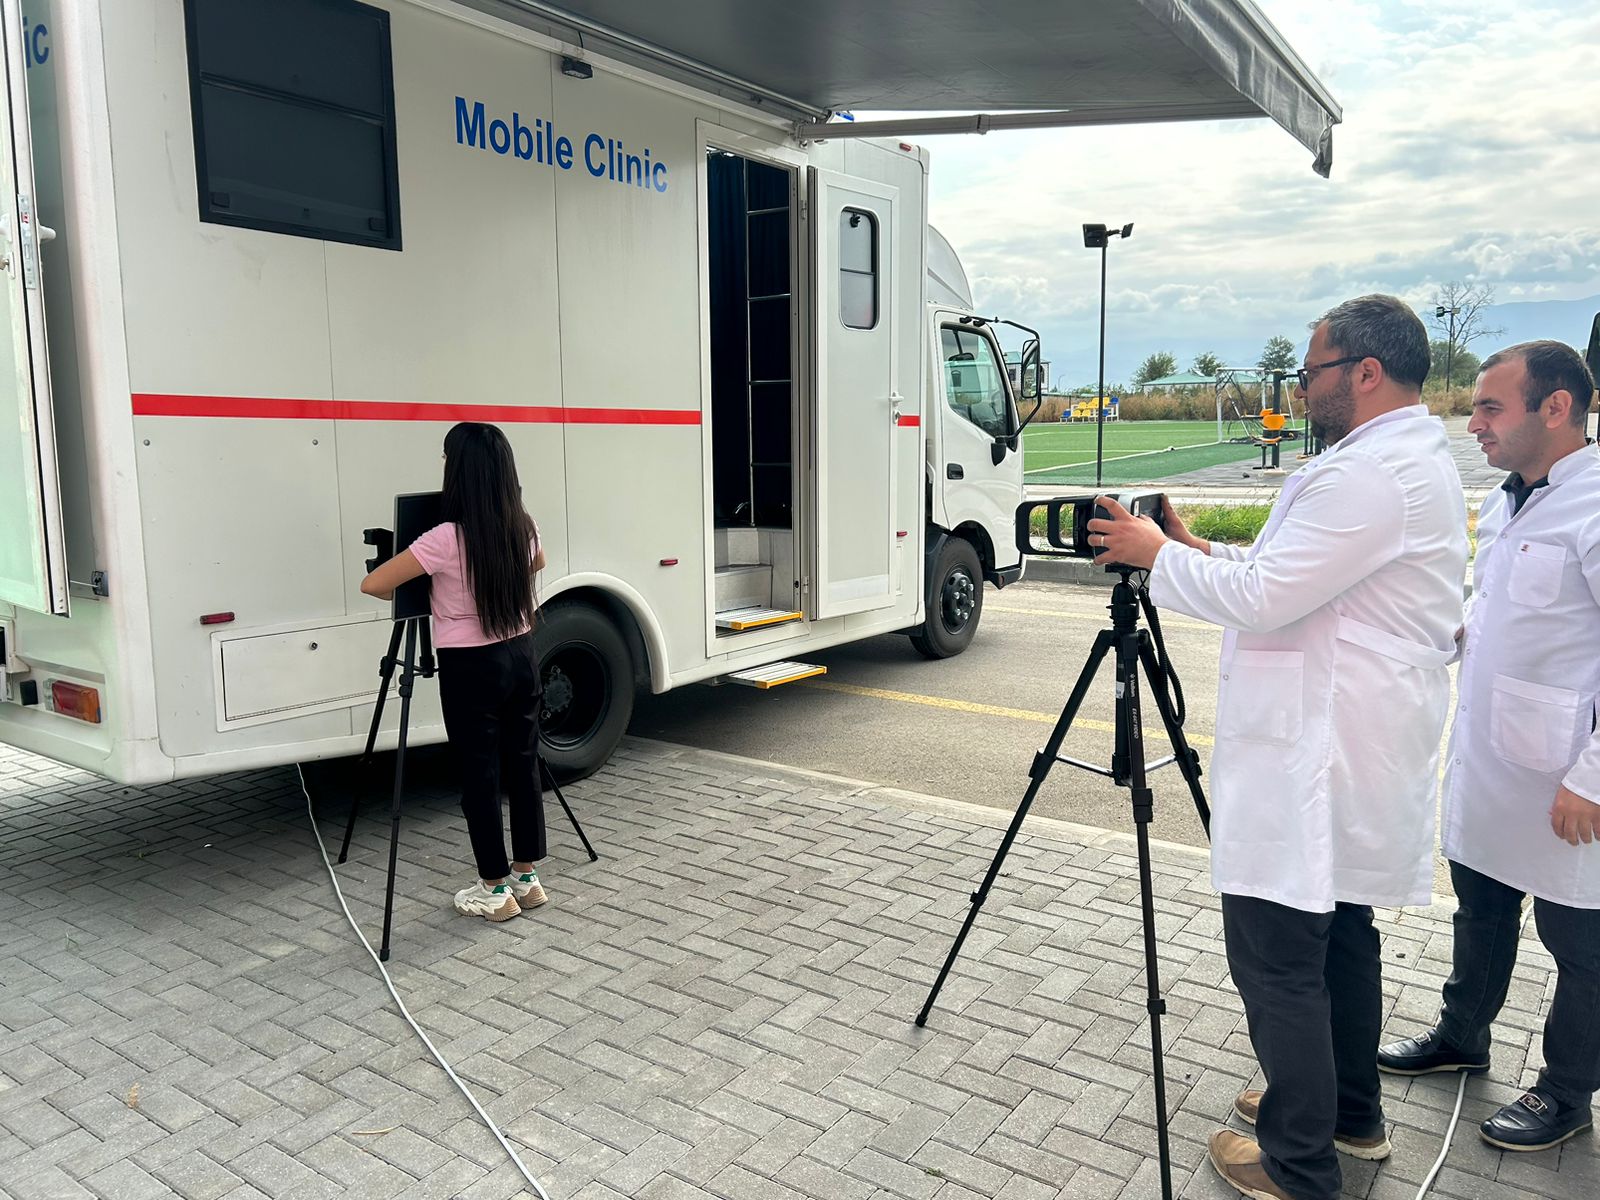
[361,423,547,922]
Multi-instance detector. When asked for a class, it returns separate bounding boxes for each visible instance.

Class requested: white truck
[0,0,1338,783]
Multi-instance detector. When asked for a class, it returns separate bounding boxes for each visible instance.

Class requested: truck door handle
[946,463,964,479]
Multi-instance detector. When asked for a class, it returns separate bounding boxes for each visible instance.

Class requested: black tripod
[337,616,598,961]
[917,570,1211,1200]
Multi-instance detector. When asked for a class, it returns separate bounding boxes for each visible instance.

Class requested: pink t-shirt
[408,520,541,648]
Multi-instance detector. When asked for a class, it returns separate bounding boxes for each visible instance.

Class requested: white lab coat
[1442,445,1600,908]
[1149,406,1468,913]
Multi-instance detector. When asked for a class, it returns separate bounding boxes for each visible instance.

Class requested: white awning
[474,0,1341,175]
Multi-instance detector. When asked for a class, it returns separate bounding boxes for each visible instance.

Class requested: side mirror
[1018,339,1042,402]
[1015,338,1045,432]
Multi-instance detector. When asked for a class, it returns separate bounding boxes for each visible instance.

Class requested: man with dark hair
[1379,339,1600,1153]
[1089,294,1468,1200]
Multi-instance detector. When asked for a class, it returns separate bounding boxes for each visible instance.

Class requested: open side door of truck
[0,0,64,616]
[807,167,899,619]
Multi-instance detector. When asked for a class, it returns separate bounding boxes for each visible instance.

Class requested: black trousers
[437,632,546,881]
[1221,893,1384,1200]
[1437,859,1600,1111]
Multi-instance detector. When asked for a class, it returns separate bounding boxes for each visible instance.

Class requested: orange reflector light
[200,612,235,626]
[50,680,102,724]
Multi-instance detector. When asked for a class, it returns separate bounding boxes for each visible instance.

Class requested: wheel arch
[540,574,668,691]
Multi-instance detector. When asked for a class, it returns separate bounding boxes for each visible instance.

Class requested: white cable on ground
[1413,1070,1470,1200]
[1410,900,1536,1200]
[298,767,550,1200]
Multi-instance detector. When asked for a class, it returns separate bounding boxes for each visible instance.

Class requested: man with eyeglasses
[1378,340,1600,1154]
[1088,294,1467,1200]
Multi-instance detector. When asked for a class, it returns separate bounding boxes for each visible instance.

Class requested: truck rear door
[0,0,65,616]
[807,168,899,619]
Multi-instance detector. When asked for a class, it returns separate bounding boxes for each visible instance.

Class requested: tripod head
[1108,568,1150,632]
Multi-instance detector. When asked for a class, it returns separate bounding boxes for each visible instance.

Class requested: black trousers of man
[1222,894,1385,1200]
[1436,859,1600,1111]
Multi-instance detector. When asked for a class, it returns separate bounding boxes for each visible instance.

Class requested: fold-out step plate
[715,607,803,631]
[727,661,826,689]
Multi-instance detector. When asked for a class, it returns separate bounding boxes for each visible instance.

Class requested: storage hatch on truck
[0,3,66,616]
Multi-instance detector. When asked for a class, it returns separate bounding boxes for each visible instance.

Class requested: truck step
[726,661,826,689]
[715,606,802,632]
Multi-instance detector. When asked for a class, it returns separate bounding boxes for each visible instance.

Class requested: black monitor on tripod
[391,491,443,621]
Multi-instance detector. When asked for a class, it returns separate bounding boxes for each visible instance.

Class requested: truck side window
[941,328,1010,438]
[184,0,402,250]
[839,208,877,329]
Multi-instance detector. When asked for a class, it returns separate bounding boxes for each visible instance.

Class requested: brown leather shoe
[1208,1130,1294,1199]
[1233,1090,1393,1161]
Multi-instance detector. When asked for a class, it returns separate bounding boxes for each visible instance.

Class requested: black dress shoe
[1480,1088,1594,1152]
[1377,1027,1490,1076]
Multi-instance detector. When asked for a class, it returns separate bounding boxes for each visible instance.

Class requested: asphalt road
[628,579,1220,850]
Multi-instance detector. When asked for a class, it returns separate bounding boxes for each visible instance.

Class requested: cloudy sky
[893,0,1600,386]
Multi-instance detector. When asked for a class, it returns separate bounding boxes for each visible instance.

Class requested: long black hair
[439,423,537,640]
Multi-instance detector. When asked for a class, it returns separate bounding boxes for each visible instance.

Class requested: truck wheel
[530,603,634,781]
[910,537,984,659]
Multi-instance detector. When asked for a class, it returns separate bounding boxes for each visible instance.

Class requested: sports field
[1023,419,1271,485]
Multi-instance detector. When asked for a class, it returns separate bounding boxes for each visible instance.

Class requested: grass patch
[1024,503,1475,553]
[1181,504,1272,544]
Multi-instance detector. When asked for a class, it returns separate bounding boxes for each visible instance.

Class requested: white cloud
[864,0,1600,382]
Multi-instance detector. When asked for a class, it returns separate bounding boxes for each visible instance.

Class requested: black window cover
[184,0,402,249]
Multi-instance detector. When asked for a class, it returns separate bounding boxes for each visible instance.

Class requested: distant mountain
[1476,293,1599,352]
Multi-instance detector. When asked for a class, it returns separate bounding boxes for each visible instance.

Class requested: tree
[1258,335,1297,373]
[1429,340,1481,389]
[1192,351,1224,378]
[1429,282,1504,392]
[1134,352,1178,386]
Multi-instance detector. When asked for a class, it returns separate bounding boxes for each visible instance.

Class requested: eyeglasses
[1296,355,1369,391]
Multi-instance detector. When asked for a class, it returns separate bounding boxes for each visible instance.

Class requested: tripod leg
[341,620,406,864]
[1120,634,1175,1200]
[540,757,599,862]
[916,629,1117,1028]
[1136,635,1211,837]
[379,621,418,963]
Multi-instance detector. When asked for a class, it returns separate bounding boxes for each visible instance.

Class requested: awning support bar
[796,104,1270,142]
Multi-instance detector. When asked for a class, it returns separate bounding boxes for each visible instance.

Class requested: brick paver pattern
[0,736,1593,1199]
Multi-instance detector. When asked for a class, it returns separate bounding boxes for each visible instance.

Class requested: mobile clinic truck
[0,0,1339,783]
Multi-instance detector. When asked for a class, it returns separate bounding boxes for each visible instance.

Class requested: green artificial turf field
[1022,419,1285,485]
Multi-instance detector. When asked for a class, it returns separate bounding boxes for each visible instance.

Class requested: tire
[910,536,984,659]
[529,603,635,781]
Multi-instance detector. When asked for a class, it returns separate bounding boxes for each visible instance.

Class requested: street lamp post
[1084,222,1134,488]
[1436,304,1460,395]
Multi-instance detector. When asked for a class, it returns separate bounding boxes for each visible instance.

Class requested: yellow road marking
[804,679,1214,748]
[988,604,1220,633]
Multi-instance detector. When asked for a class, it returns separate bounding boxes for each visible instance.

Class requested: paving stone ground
[1,735,1593,1199]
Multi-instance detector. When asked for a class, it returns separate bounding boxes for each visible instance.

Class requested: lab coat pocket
[1218,650,1304,746]
[1506,540,1564,608]
[1490,674,1583,773]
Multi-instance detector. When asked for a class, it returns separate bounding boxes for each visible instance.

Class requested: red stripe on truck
[896,414,920,427]
[131,393,702,425]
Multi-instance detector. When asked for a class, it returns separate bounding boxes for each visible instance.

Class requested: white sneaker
[506,869,547,909]
[453,880,520,922]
